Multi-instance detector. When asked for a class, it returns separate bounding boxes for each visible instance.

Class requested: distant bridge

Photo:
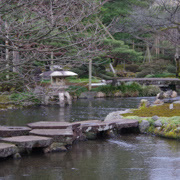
[107,78,180,90]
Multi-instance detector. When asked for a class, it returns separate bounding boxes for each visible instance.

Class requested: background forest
[0,0,179,102]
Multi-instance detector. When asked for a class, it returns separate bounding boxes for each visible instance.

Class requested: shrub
[10,93,41,104]
[66,85,87,96]
[167,65,176,74]
[145,73,175,78]
[94,85,118,95]
[136,70,151,78]
[125,64,140,73]
[140,85,161,96]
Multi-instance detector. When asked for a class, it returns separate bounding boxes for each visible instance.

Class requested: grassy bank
[122,104,180,140]
[67,82,161,98]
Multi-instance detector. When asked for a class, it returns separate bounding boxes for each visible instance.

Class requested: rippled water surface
[0,97,156,126]
[0,97,180,180]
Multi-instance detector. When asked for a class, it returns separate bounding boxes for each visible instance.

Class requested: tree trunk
[13,48,20,73]
[175,46,180,78]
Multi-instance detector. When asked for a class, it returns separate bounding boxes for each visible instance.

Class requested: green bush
[10,93,41,104]
[136,70,151,78]
[94,82,143,96]
[145,73,175,78]
[94,85,118,95]
[167,65,176,74]
[140,85,161,96]
[66,86,87,96]
[125,64,140,73]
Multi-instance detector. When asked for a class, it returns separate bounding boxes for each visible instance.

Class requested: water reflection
[1,97,180,180]
[0,97,156,126]
[1,135,180,180]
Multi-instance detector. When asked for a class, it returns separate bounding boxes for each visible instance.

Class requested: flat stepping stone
[0,126,31,137]
[29,129,74,143]
[115,119,139,129]
[1,136,53,149]
[80,121,117,132]
[27,121,80,130]
[0,143,17,158]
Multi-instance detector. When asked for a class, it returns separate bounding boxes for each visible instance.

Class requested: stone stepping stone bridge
[0,119,138,159]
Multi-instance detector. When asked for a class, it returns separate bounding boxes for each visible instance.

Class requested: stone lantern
[50,70,77,87]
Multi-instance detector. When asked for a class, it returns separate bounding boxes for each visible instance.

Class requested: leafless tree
[0,0,107,94]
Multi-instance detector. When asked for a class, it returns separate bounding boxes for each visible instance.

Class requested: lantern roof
[50,71,78,77]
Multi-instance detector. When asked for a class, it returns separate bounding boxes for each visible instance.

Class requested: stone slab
[1,135,53,149]
[115,119,139,129]
[0,126,31,137]
[27,121,80,130]
[0,143,17,158]
[79,121,116,133]
[29,129,74,144]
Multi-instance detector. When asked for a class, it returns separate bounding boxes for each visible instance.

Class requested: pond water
[0,97,180,180]
[0,97,156,126]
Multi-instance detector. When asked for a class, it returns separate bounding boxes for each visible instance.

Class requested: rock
[13,153,21,159]
[157,90,177,99]
[154,120,162,127]
[81,121,115,133]
[163,90,173,98]
[1,136,53,149]
[156,92,164,99]
[152,115,159,121]
[0,126,31,137]
[104,110,132,122]
[95,92,106,98]
[173,101,180,104]
[169,104,174,110]
[114,91,122,97]
[139,99,150,108]
[155,127,161,131]
[29,129,74,144]
[115,119,139,130]
[0,143,18,158]
[49,142,67,152]
[139,120,150,133]
[175,127,180,133]
[171,91,177,98]
[28,121,80,131]
[154,99,164,105]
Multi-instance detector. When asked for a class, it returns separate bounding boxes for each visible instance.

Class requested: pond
[0,97,180,180]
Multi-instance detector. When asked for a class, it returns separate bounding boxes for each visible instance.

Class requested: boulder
[95,92,106,98]
[0,143,18,158]
[156,92,164,99]
[173,101,180,104]
[139,120,150,133]
[114,91,122,97]
[154,99,164,105]
[169,104,174,110]
[104,110,131,122]
[171,91,177,98]
[163,90,173,98]
[152,115,159,121]
[139,99,150,108]
[154,120,162,127]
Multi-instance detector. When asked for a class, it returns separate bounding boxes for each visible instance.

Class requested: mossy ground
[123,104,180,117]
[122,104,180,140]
